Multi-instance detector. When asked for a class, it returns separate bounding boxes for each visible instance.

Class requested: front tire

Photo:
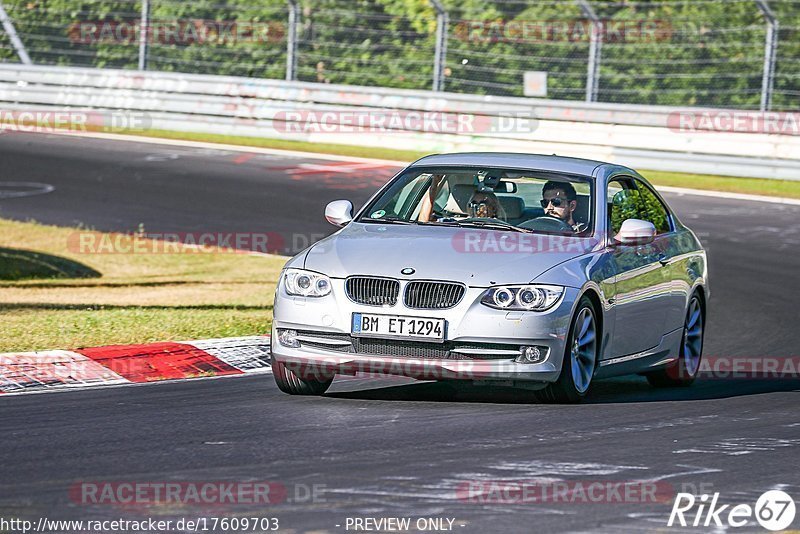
[537,296,599,404]
[272,358,333,395]
[646,293,705,388]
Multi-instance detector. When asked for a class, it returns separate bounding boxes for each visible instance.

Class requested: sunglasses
[469,200,492,215]
[540,197,570,208]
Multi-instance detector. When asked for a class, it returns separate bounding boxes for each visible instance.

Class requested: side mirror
[614,219,656,245]
[325,200,353,227]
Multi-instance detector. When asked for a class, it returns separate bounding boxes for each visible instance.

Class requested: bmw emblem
[401,268,415,275]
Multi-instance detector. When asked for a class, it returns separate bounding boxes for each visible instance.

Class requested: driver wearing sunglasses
[540,181,587,233]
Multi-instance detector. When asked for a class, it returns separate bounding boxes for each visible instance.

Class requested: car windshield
[358,167,593,235]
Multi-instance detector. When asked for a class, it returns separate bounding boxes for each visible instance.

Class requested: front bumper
[271,279,580,384]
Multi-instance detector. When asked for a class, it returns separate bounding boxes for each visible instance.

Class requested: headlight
[480,285,563,311]
[284,268,332,297]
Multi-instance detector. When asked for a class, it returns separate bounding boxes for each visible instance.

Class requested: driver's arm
[417,174,446,222]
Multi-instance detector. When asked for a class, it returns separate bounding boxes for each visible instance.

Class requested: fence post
[138,0,149,71]
[754,0,778,111]
[286,0,299,81]
[0,1,32,64]
[429,0,448,92]
[577,0,602,102]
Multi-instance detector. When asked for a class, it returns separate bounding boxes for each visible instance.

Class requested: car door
[632,180,687,334]
[606,178,672,357]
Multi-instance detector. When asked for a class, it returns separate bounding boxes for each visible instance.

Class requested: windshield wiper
[361,216,417,225]
[455,220,534,233]
[418,219,460,227]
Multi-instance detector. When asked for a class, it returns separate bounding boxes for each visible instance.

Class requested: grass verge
[0,218,286,352]
[637,169,800,199]
[123,129,800,200]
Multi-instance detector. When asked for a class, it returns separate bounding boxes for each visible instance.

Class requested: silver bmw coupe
[271,153,709,402]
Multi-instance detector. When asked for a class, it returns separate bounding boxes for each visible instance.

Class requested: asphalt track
[1,132,800,532]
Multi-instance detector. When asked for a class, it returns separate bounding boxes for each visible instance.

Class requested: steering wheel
[519,215,574,233]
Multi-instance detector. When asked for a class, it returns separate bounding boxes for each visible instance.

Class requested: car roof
[408,152,621,177]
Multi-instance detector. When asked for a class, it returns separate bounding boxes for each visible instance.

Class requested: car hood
[304,223,599,287]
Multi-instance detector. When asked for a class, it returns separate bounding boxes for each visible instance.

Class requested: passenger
[468,190,505,220]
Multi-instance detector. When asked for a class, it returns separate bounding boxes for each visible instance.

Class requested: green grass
[128,129,800,200]
[637,169,800,199]
[0,218,286,352]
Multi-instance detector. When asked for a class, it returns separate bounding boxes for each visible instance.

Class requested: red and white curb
[0,336,271,395]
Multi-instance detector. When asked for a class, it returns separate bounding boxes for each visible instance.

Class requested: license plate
[352,313,446,343]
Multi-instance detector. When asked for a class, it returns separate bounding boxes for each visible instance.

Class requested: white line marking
[0,181,55,199]
[144,153,179,162]
[287,162,390,174]
[638,465,723,482]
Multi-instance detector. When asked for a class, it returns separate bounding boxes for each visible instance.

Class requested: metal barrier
[0,64,798,180]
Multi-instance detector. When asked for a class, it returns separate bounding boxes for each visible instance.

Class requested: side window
[608,178,671,235]
[634,181,672,234]
[608,180,634,235]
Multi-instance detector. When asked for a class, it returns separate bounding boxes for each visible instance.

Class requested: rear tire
[646,293,705,388]
[272,358,333,396]
[536,296,599,404]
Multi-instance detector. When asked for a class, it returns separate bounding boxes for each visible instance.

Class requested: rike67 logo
[668,490,796,531]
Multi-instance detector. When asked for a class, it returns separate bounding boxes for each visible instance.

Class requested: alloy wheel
[570,307,597,393]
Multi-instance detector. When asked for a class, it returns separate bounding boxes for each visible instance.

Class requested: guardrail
[0,64,798,180]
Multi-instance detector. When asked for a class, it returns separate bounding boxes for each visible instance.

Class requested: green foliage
[611,190,639,234]
[611,187,669,234]
[637,186,670,233]
[0,0,288,76]
[0,0,796,109]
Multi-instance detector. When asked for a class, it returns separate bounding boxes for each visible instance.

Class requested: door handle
[657,253,669,266]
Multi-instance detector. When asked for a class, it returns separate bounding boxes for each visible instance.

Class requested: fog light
[278,329,300,348]
[516,345,549,364]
